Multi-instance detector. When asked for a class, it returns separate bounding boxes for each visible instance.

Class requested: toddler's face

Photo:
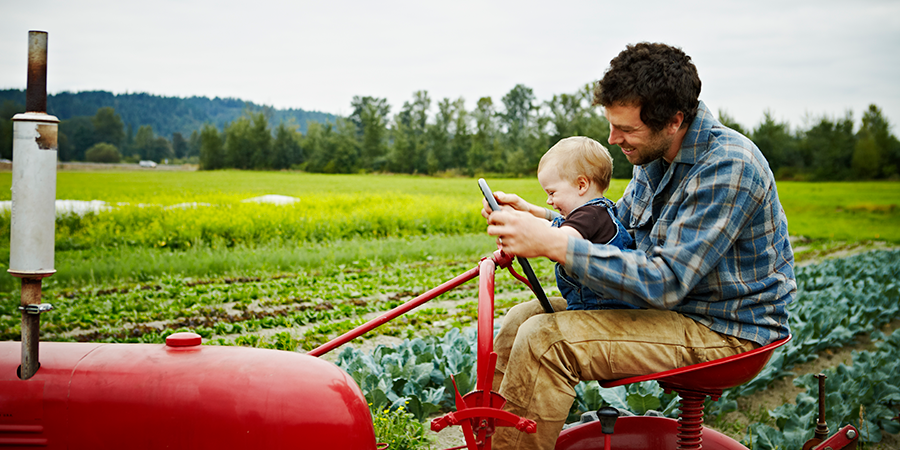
[538,167,583,218]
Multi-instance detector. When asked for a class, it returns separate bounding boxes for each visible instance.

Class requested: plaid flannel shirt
[564,101,794,346]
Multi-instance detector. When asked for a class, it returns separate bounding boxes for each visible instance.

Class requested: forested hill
[0,89,336,138]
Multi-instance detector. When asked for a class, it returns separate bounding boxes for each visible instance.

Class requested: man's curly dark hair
[593,42,701,132]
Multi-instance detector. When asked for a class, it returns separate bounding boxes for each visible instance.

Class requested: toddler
[536,136,636,311]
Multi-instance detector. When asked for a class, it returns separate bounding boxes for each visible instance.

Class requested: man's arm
[566,157,772,310]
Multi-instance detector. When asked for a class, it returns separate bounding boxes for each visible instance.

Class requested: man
[483,42,795,449]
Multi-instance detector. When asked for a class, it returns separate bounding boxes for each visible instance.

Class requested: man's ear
[668,111,685,134]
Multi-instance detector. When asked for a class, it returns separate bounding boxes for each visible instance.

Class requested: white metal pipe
[9,113,58,277]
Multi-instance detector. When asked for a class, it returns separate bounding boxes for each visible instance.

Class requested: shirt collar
[671,100,717,165]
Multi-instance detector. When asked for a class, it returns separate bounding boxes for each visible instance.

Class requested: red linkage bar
[307,265,481,357]
[476,258,496,392]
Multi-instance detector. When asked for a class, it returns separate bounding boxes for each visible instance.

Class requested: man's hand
[486,209,569,264]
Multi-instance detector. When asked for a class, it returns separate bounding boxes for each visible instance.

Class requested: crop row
[0,254,554,348]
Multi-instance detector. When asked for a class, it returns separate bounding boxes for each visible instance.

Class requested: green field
[3,171,898,240]
[0,170,898,448]
[0,171,897,291]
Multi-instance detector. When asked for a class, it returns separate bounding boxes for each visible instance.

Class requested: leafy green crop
[747,330,900,449]
[337,328,478,422]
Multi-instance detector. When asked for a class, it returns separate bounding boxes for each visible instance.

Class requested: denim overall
[551,197,637,311]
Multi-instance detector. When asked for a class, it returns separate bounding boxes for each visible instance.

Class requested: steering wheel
[479,179,554,314]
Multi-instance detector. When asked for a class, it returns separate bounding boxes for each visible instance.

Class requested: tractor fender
[0,338,376,449]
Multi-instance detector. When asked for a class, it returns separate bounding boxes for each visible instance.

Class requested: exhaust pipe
[9,31,58,380]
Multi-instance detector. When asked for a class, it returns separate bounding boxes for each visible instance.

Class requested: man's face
[605,104,674,166]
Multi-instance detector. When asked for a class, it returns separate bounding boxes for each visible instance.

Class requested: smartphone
[478,178,501,212]
[478,178,554,313]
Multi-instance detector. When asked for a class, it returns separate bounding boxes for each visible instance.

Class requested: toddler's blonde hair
[537,136,614,193]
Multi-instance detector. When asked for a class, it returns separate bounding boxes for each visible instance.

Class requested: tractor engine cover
[0,334,376,449]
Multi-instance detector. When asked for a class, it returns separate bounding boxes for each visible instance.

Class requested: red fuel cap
[165,332,202,347]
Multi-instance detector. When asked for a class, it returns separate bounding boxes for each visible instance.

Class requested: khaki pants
[490,298,758,450]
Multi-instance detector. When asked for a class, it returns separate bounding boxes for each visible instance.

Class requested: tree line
[197,84,900,180]
[2,85,898,180]
[0,90,336,138]
[0,101,200,164]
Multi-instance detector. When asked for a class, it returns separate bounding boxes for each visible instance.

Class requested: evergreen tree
[350,96,390,171]
[187,130,201,157]
[801,113,856,181]
[500,84,537,172]
[301,122,334,173]
[426,98,453,174]
[752,111,800,178]
[389,91,430,173]
[468,97,497,174]
[717,110,747,136]
[130,125,173,162]
[247,113,272,170]
[199,124,224,170]
[323,118,360,173]
[59,116,95,161]
[271,122,303,170]
[172,132,188,159]
[547,92,585,145]
[856,104,900,178]
[92,106,125,147]
[449,98,471,171]
[852,135,882,179]
[224,116,253,169]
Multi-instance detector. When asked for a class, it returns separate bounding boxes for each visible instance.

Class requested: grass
[777,181,900,242]
[40,172,900,243]
[0,170,896,293]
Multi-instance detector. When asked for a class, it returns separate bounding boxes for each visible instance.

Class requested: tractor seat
[600,335,791,396]
[597,335,791,450]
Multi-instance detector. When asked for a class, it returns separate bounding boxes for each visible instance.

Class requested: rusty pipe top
[26,31,48,113]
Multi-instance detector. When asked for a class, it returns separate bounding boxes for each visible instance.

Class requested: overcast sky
[2,0,899,133]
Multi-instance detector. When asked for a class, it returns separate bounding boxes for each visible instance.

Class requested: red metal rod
[476,258,496,392]
[307,265,481,357]
[505,263,532,290]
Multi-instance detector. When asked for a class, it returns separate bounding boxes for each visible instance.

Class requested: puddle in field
[241,195,300,205]
[0,200,112,216]
[0,195,300,216]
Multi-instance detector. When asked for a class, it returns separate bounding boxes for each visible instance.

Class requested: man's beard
[623,129,673,166]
